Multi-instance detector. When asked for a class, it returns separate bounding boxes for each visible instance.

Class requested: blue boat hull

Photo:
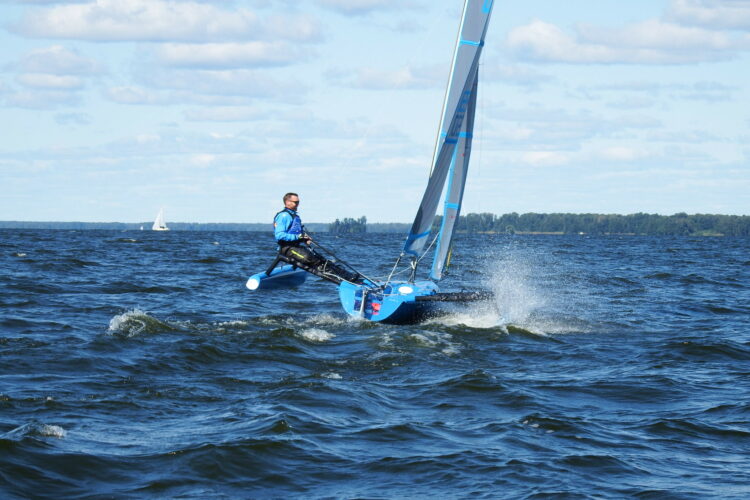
[338,280,441,324]
[246,265,307,291]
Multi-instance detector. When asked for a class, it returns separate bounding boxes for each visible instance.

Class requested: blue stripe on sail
[460,39,483,47]
[442,129,472,139]
[444,202,459,209]
[483,0,494,14]
[404,229,431,256]
[445,138,458,144]
[405,230,431,243]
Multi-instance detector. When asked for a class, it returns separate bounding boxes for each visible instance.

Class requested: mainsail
[402,0,493,279]
[152,208,169,231]
[431,72,478,280]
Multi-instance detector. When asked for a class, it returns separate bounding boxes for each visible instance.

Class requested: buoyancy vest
[274,208,303,244]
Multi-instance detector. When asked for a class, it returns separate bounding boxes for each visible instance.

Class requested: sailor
[273,193,361,284]
[274,192,309,248]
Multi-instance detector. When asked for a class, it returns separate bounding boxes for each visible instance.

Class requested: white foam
[484,255,545,327]
[409,333,437,347]
[322,372,342,380]
[217,320,249,328]
[107,309,153,337]
[298,328,335,342]
[428,249,590,335]
[39,425,66,438]
[303,313,347,327]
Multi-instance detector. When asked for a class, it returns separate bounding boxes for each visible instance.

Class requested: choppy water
[1,229,749,498]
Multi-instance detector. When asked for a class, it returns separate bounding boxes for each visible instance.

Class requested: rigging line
[417,230,440,265]
[384,253,402,287]
[303,227,378,285]
[395,229,441,283]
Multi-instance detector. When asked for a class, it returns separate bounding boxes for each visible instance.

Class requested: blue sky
[1,0,748,223]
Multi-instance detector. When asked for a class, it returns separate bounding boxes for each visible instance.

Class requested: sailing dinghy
[247,0,494,323]
[337,0,495,323]
[152,208,169,231]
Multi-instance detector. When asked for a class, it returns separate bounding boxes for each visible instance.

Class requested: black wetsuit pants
[279,244,360,284]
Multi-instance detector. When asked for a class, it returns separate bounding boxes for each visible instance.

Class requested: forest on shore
[2,212,749,236]
[446,212,750,236]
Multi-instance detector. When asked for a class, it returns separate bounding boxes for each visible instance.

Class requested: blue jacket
[274,208,303,242]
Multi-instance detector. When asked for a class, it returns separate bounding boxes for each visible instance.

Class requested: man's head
[283,192,300,210]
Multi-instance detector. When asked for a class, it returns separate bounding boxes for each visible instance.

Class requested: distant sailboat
[152,208,169,231]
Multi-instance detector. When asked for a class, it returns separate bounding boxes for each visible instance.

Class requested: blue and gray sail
[402,0,493,280]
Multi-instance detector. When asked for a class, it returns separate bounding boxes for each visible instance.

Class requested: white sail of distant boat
[152,208,169,231]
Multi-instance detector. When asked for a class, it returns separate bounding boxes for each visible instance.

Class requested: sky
[1,0,749,224]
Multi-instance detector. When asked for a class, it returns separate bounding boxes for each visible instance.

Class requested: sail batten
[402,0,493,269]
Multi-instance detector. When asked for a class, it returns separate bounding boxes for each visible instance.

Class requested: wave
[666,339,750,361]
[100,281,187,294]
[297,328,335,342]
[192,257,227,264]
[1,421,66,441]
[107,309,180,337]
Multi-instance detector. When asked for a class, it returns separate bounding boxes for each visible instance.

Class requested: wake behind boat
[247,0,495,324]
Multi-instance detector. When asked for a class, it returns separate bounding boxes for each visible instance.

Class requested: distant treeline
[438,212,750,236]
[2,213,748,236]
[0,221,328,232]
[329,216,367,234]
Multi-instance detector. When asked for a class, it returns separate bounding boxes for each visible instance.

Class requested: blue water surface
[1,229,749,498]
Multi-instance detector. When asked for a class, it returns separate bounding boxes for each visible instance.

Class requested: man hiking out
[273,192,361,285]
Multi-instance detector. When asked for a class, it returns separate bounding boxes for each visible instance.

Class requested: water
[1,229,749,498]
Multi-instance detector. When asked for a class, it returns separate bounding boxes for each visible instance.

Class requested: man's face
[285,196,300,210]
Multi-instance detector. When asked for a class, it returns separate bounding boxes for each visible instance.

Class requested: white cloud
[19,45,100,75]
[521,151,570,166]
[336,65,442,90]
[576,81,737,103]
[318,0,414,17]
[4,89,81,108]
[4,45,97,107]
[508,19,742,64]
[55,112,91,125]
[17,73,84,89]
[668,0,750,30]
[106,86,162,104]
[598,146,648,162]
[184,106,263,122]
[14,0,321,42]
[577,19,734,50]
[491,64,555,88]
[156,42,308,69]
[189,153,215,166]
[143,68,305,100]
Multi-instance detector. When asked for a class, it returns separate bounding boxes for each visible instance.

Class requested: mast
[401,0,493,279]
